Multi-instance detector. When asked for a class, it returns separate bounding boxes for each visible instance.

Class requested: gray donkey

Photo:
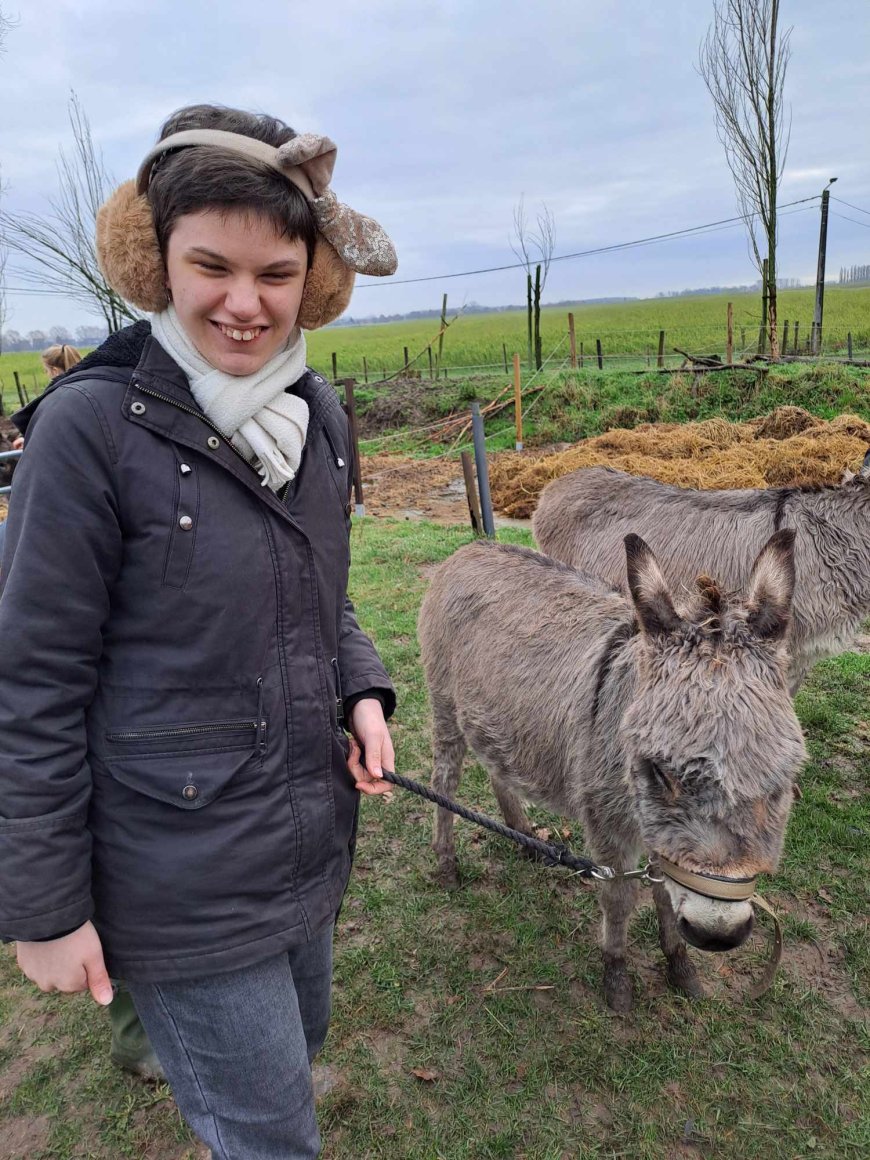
[419,532,807,1010]
[533,451,870,691]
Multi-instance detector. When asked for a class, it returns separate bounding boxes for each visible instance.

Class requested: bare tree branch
[699,0,791,358]
[511,199,557,370]
[0,91,140,332]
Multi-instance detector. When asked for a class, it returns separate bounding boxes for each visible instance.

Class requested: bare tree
[1,92,140,332]
[511,197,556,371]
[699,0,791,359]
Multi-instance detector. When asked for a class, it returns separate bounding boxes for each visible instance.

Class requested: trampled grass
[1,518,868,1159]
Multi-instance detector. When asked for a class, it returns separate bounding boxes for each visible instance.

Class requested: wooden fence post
[428,346,434,380]
[403,347,409,374]
[568,313,577,369]
[782,320,790,355]
[460,451,483,537]
[331,352,338,381]
[793,321,799,355]
[363,356,368,384]
[513,353,523,451]
[502,343,509,374]
[342,379,365,517]
[847,332,853,360]
[657,330,665,368]
[740,327,746,350]
[437,293,448,375]
[596,339,603,370]
[726,302,733,364]
[579,341,584,369]
[13,371,27,407]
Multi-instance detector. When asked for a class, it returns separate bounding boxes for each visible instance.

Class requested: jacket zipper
[256,676,268,756]
[106,720,257,742]
[135,382,296,504]
[331,657,344,729]
[132,383,257,471]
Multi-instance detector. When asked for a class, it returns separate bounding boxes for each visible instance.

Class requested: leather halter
[658,857,757,902]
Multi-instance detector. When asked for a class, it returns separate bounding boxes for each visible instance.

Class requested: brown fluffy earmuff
[95,180,356,330]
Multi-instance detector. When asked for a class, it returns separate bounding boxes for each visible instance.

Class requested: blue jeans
[128,925,333,1159]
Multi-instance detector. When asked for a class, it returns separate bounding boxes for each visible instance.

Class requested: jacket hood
[13,321,152,436]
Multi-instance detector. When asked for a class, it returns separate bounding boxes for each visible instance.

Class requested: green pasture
[2,286,869,410]
[304,286,870,380]
[1,518,868,1159]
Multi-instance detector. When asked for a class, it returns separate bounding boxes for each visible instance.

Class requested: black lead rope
[380,768,604,878]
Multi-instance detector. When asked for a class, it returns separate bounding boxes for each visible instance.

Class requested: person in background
[0,102,398,1158]
[8,345,83,453]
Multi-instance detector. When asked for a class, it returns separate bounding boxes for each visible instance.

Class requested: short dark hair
[147,104,317,265]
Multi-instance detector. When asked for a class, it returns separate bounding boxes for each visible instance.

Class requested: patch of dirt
[360,449,535,526]
[0,1115,51,1158]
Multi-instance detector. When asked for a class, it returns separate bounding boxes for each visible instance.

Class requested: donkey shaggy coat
[532,455,870,691]
[418,533,807,1010]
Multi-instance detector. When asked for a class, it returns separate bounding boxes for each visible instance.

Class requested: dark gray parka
[0,323,394,981]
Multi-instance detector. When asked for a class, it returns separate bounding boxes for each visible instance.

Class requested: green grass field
[1,519,868,1159]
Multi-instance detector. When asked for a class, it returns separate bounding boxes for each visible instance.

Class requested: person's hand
[12,436,24,451]
[16,921,114,1006]
[347,698,395,797]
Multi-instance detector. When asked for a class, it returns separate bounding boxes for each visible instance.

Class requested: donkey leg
[430,697,467,888]
[652,877,705,999]
[598,876,641,1013]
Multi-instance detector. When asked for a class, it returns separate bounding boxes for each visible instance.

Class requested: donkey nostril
[678,911,754,953]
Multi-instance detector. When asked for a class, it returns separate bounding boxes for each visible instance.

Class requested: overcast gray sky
[2,0,869,334]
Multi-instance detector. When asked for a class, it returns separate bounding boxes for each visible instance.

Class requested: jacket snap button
[130,401,146,415]
[179,463,192,475]
[178,515,193,531]
[182,784,198,801]
[207,436,220,450]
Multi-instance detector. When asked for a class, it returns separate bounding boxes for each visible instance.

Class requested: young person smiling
[0,105,398,1159]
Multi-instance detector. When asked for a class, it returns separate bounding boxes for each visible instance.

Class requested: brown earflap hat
[96,129,397,330]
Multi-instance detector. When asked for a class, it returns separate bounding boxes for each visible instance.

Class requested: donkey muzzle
[659,857,757,952]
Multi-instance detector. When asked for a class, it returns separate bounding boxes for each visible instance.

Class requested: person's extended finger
[84,952,114,1006]
[362,735,384,779]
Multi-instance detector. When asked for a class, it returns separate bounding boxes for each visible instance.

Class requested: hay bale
[487,408,870,518]
[752,406,822,440]
[816,413,870,441]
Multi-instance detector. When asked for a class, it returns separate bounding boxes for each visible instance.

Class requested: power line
[355,196,821,288]
[830,210,870,231]
[831,196,870,219]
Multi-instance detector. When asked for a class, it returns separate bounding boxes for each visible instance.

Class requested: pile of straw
[490,407,870,519]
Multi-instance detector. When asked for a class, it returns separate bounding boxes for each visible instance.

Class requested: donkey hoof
[667,956,705,1000]
[603,961,634,1012]
[434,860,460,890]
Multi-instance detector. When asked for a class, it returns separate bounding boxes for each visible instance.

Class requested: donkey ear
[624,534,682,636]
[744,529,796,640]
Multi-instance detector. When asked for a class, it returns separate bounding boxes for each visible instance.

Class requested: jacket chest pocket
[163,456,200,589]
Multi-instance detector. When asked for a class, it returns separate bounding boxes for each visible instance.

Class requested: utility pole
[812,178,837,355]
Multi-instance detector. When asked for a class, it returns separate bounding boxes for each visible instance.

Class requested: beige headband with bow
[96,128,398,330]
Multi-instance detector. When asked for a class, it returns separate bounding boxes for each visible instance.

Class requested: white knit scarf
[151,305,310,490]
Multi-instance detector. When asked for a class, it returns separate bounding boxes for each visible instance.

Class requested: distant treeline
[839,265,870,285]
[656,278,803,299]
[1,326,107,353]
